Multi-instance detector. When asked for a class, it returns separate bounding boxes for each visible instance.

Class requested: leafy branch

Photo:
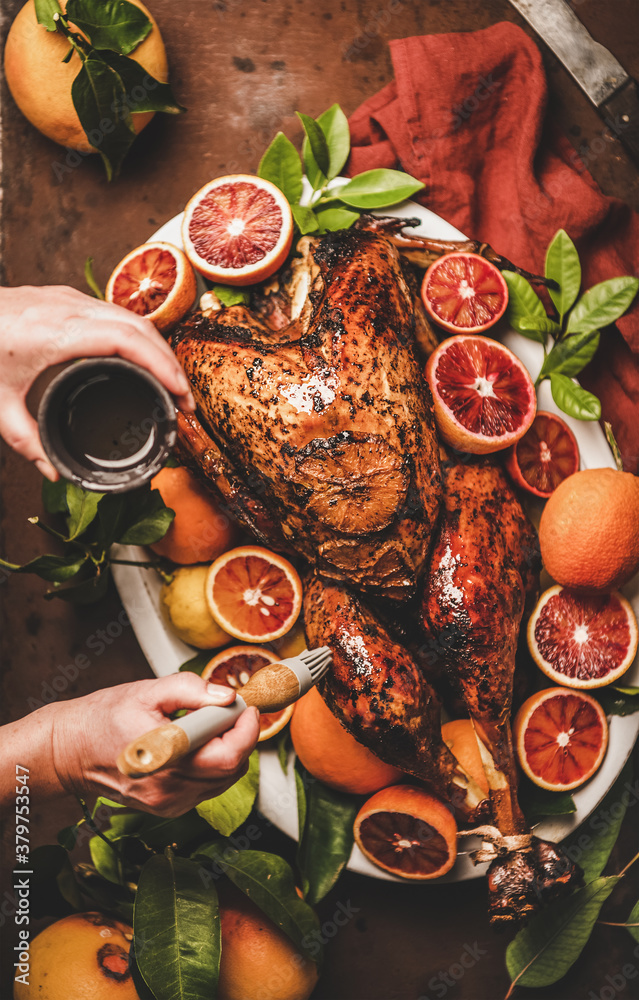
[34,0,185,179]
[503,229,638,421]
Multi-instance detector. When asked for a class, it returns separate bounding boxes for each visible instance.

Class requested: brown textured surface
[1,1,638,997]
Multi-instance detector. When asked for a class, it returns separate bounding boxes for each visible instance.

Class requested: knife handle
[600,79,639,169]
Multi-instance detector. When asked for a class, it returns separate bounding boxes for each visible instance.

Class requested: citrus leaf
[506,876,621,989]
[257,131,303,204]
[502,270,547,336]
[0,552,87,582]
[296,769,358,906]
[315,205,359,233]
[66,0,151,55]
[196,751,259,837]
[211,284,250,307]
[545,229,581,322]
[296,112,329,178]
[518,315,561,340]
[539,330,600,379]
[294,767,309,896]
[276,728,291,774]
[116,488,175,545]
[42,477,69,515]
[519,779,576,824]
[550,374,601,421]
[338,168,424,209]
[134,852,221,1000]
[291,204,319,235]
[34,0,62,31]
[97,51,185,114]
[303,103,350,186]
[566,275,639,334]
[613,685,639,696]
[71,56,135,181]
[179,650,212,674]
[44,565,110,603]
[595,687,639,716]
[90,834,125,885]
[195,842,321,963]
[623,900,639,944]
[564,759,632,883]
[84,256,105,299]
[66,482,104,540]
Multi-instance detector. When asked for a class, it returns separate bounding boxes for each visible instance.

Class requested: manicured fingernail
[206,683,235,704]
[36,459,58,482]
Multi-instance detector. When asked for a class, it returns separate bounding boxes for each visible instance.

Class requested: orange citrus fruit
[538,467,639,592]
[441,719,490,798]
[106,242,197,335]
[205,546,302,642]
[290,685,403,795]
[14,912,138,1000]
[514,687,609,791]
[149,466,238,565]
[505,411,580,498]
[353,785,458,880]
[202,645,293,741]
[527,585,638,689]
[425,334,536,454]
[218,887,318,1000]
[420,252,508,334]
[5,0,167,153]
[182,174,294,285]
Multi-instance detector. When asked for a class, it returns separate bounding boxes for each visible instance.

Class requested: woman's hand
[0,284,195,480]
[1,674,260,817]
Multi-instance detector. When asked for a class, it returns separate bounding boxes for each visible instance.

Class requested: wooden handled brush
[117,647,332,778]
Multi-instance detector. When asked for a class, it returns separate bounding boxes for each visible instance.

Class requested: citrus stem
[597,920,639,928]
[52,13,89,61]
[617,848,639,878]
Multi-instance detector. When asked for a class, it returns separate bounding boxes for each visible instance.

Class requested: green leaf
[116,488,175,545]
[211,284,250,307]
[0,552,87,583]
[539,330,600,379]
[613,685,639,696]
[257,131,303,204]
[66,482,104,540]
[545,229,582,322]
[134,852,221,1000]
[196,751,259,837]
[90,834,124,885]
[84,256,105,299]
[565,759,632,883]
[338,168,424,209]
[97,50,185,114]
[506,877,621,988]
[519,780,576,823]
[34,0,62,31]
[296,112,330,178]
[58,823,81,851]
[595,687,639,716]
[195,843,321,963]
[519,315,561,338]
[179,650,212,674]
[624,900,639,944]
[296,771,358,906]
[71,56,135,181]
[566,276,639,334]
[65,0,152,55]
[550,374,601,421]
[315,205,359,233]
[45,564,110,603]
[316,104,350,181]
[502,270,547,336]
[291,204,319,235]
[276,728,291,774]
[42,477,69,515]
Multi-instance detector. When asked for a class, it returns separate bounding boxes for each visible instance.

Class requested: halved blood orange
[527,585,638,689]
[182,174,294,286]
[105,241,197,334]
[204,546,303,643]
[425,334,536,454]
[506,411,580,498]
[353,785,458,880]
[202,645,293,741]
[420,252,508,334]
[514,687,608,791]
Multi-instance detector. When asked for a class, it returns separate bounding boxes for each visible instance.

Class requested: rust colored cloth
[346,22,639,470]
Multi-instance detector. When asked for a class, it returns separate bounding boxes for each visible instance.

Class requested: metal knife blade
[508,0,628,106]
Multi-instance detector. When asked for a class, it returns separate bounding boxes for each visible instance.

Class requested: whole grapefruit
[4,0,167,152]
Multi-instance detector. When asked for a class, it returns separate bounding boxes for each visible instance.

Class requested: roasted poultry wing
[172,228,442,599]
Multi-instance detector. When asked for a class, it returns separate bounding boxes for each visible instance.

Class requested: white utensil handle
[174,696,248,751]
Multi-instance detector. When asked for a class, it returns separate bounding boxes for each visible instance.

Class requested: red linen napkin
[346,22,639,470]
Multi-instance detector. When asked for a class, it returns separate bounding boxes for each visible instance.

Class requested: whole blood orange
[202,645,293,741]
[290,685,403,795]
[441,719,490,798]
[527,585,638,689]
[150,466,238,565]
[514,687,608,791]
[182,175,294,286]
[420,252,508,334]
[4,1,167,153]
[505,411,579,498]
[353,785,458,880]
[205,546,302,642]
[106,242,197,335]
[425,335,536,454]
[538,468,639,592]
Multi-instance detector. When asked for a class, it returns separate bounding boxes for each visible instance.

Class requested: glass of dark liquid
[38,358,178,492]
